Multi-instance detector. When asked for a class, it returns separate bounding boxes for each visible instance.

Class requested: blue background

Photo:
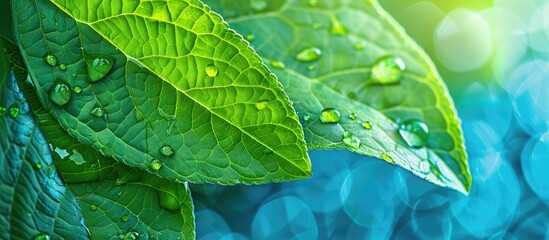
[192,0,549,239]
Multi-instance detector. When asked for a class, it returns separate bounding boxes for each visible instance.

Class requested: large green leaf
[12,0,311,185]
[0,41,89,239]
[205,0,471,193]
[14,46,195,239]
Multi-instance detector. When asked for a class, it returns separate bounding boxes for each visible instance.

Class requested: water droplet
[71,73,77,77]
[255,100,269,110]
[380,153,393,163]
[59,64,67,71]
[295,47,322,62]
[150,159,162,171]
[73,86,82,94]
[158,189,180,212]
[307,65,316,71]
[205,64,218,77]
[89,204,98,211]
[342,131,361,150]
[48,80,71,106]
[320,108,341,123]
[303,115,311,122]
[121,214,130,222]
[0,106,5,116]
[84,54,114,82]
[119,230,140,240]
[370,56,406,84]
[250,0,267,11]
[34,162,43,170]
[160,145,174,157]
[246,34,255,42]
[8,104,19,118]
[90,106,105,118]
[330,17,348,35]
[355,42,365,50]
[270,60,285,70]
[43,54,58,67]
[398,119,430,148]
[348,113,357,120]
[40,14,45,19]
[361,121,372,130]
[34,233,50,240]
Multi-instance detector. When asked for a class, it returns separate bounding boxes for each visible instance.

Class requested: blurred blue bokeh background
[191,0,549,239]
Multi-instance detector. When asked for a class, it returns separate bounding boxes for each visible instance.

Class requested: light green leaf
[14,46,195,239]
[205,0,471,193]
[0,40,89,239]
[12,0,311,184]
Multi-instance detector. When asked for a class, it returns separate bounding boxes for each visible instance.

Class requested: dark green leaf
[0,40,89,239]
[206,0,471,193]
[16,42,196,240]
[12,0,311,185]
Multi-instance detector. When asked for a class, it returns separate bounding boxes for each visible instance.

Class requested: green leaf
[12,0,311,185]
[23,84,197,240]
[14,44,195,240]
[69,176,195,240]
[205,0,471,193]
[0,40,89,239]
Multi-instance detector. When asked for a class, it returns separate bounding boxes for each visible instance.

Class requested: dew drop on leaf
[90,106,105,118]
[355,42,365,50]
[255,100,269,110]
[303,115,311,122]
[89,204,98,211]
[34,233,50,240]
[59,64,66,71]
[269,60,285,70]
[205,64,218,77]
[119,230,139,240]
[398,119,430,148]
[43,54,57,67]
[73,86,82,94]
[157,190,180,212]
[84,54,114,82]
[121,214,130,222]
[48,80,71,106]
[0,106,5,116]
[150,159,162,171]
[34,162,43,170]
[361,121,372,130]
[71,73,77,78]
[8,104,19,118]
[296,47,322,62]
[250,0,268,11]
[160,145,174,157]
[348,113,357,120]
[245,33,255,42]
[307,65,316,71]
[320,108,341,123]
[370,56,406,84]
[342,131,361,150]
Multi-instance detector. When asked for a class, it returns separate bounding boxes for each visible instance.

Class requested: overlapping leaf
[12,0,311,185]
[0,41,88,239]
[205,0,471,193]
[11,41,196,239]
